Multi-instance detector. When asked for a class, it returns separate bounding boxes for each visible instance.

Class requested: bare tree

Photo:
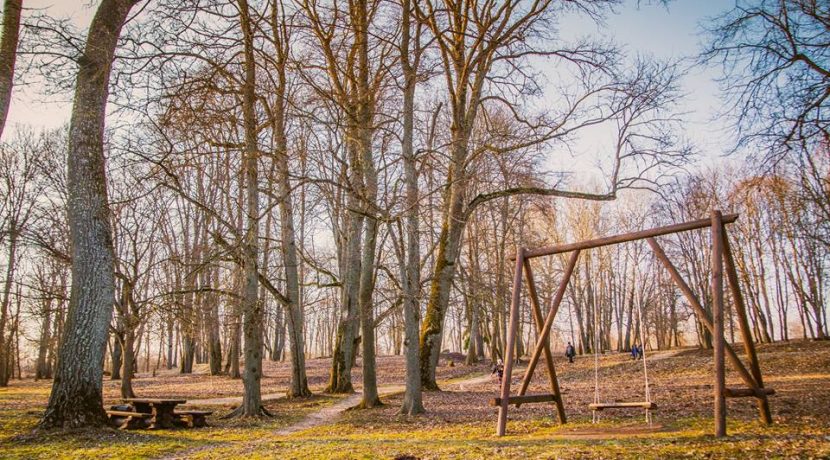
[397,0,426,415]
[702,0,830,161]
[233,0,268,417]
[268,0,311,399]
[39,0,142,429]
[0,129,43,385]
[414,0,690,388]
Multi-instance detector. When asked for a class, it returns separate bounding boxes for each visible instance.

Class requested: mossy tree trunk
[419,111,476,390]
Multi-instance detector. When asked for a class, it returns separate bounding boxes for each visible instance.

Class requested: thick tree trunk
[354,0,380,406]
[419,185,467,390]
[276,118,310,398]
[418,62,479,388]
[326,162,363,394]
[358,216,380,407]
[180,331,195,374]
[0,0,22,141]
[207,304,222,376]
[236,0,264,417]
[39,0,136,430]
[399,29,423,409]
[226,309,241,378]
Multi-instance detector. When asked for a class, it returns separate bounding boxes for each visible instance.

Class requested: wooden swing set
[491,211,775,437]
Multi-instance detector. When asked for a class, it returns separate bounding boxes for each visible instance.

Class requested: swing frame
[495,211,774,437]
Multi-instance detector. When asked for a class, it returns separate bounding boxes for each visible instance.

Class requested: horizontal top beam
[523,213,739,259]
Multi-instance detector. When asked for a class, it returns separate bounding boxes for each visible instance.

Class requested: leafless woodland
[0,0,827,430]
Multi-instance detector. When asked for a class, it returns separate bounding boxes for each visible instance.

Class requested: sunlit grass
[0,391,347,460]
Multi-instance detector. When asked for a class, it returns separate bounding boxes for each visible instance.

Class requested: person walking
[565,342,576,363]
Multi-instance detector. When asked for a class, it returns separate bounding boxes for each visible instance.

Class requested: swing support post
[711,211,727,437]
[497,246,525,436]
[494,211,774,438]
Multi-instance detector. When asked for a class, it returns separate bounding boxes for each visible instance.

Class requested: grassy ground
[1,341,829,459]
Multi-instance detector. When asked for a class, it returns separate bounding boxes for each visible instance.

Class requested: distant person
[632,344,642,360]
[565,342,576,363]
[492,359,504,384]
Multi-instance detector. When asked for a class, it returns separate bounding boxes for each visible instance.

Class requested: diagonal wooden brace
[647,238,760,391]
[721,228,773,424]
[517,251,580,406]
[520,258,567,423]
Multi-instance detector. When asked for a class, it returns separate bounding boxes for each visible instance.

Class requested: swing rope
[592,293,601,423]
[635,280,653,425]
[591,273,654,425]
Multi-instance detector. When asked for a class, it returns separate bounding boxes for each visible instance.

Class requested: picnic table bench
[174,409,214,428]
[106,398,213,429]
[105,408,152,430]
[122,398,187,429]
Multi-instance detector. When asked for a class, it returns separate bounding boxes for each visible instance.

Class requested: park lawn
[0,341,829,459]
[185,417,830,459]
[0,387,345,460]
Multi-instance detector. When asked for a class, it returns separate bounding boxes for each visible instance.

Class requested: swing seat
[589,401,656,411]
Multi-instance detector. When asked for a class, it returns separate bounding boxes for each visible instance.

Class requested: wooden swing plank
[725,387,776,398]
[490,394,559,407]
[589,402,656,411]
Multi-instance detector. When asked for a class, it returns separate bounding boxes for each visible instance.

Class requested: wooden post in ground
[497,246,524,436]
[711,210,727,437]
[721,227,773,425]
[522,259,567,423]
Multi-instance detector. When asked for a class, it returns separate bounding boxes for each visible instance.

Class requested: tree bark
[207,269,222,376]
[39,0,137,430]
[399,5,424,408]
[271,2,310,398]
[35,298,53,380]
[0,0,22,141]
[120,321,136,398]
[237,0,264,417]
[0,225,19,386]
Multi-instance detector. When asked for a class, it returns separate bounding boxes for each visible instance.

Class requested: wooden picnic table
[123,398,187,429]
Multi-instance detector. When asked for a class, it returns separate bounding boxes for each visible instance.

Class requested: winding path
[158,373,486,459]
